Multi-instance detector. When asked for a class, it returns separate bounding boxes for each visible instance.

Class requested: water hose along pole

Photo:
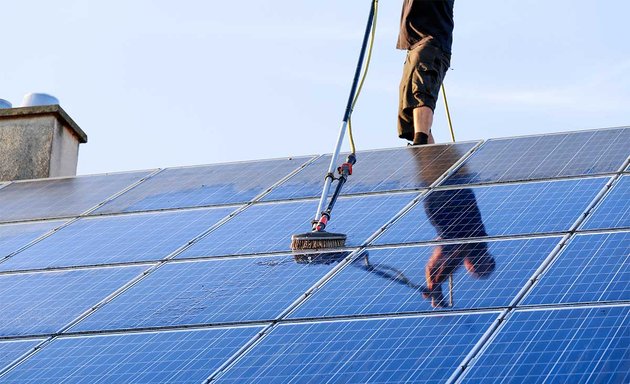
[441,83,456,142]
[314,0,376,223]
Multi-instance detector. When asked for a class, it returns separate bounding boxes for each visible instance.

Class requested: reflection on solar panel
[0,207,235,272]
[73,254,346,332]
[263,143,477,201]
[0,171,151,223]
[443,127,630,186]
[216,313,498,383]
[524,232,630,305]
[93,157,314,214]
[0,129,628,382]
[461,306,629,383]
[0,220,64,259]
[0,326,262,383]
[177,192,416,258]
[375,178,607,246]
[0,266,145,337]
[290,237,561,319]
[581,175,630,230]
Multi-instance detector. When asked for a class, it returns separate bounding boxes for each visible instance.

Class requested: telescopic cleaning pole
[291,0,378,251]
[312,0,376,228]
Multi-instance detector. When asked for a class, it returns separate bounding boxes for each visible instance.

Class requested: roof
[0,126,628,383]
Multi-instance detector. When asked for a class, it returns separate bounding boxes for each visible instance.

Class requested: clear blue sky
[3,1,628,175]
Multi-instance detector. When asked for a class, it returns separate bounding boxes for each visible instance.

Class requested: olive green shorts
[398,43,451,141]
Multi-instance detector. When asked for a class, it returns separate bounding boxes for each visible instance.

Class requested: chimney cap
[0,105,87,143]
[21,93,59,107]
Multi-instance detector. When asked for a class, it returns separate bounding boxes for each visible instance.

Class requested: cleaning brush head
[290,230,347,251]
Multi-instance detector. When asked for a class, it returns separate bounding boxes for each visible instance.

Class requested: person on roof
[397,0,454,145]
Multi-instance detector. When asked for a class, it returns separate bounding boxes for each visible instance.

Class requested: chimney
[0,102,88,182]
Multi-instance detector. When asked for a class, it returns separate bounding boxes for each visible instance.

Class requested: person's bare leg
[413,106,435,144]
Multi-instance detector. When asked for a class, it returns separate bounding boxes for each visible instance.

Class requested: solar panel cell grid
[0,129,627,382]
[581,175,630,230]
[0,266,146,337]
[461,306,629,384]
[0,327,262,384]
[217,313,498,384]
[0,171,152,223]
[290,237,561,319]
[178,192,418,258]
[443,128,630,186]
[73,253,348,332]
[263,143,476,201]
[0,220,63,260]
[0,207,235,272]
[0,340,42,374]
[523,232,630,305]
[93,157,314,214]
[375,177,607,246]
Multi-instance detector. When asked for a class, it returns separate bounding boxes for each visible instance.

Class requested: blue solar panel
[443,127,630,186]
[1,127,627,382]
[93,157,314,214]
[216,312,498,383]
[0,266,145,337]
[0,326,262,383]
[72,253,346,332]
[178,192,417,258]
[0,207,235,272]
[524,232,629,305]
[461,306,629,383]
[581,175,630,230]
[375,178,607,246]
[0,171,151,223]
[0,339,41,375]
[262,143,476,201]
[290,237,560,318]
[0,220,63,259]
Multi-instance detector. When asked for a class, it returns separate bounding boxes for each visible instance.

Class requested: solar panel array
[0,127,628,383]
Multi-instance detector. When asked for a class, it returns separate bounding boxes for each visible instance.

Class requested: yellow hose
[442,83,456,142]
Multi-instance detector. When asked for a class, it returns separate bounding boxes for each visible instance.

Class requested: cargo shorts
[398,42,451,141]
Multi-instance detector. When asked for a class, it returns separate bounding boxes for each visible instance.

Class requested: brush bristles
[290,231,347,251]
[291,238,346,250]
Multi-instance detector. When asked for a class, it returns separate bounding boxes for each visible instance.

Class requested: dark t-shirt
[397,0,455,53]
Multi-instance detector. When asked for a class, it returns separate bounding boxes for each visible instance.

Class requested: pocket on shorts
[412,63,439,99]
[412,45,448,99]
